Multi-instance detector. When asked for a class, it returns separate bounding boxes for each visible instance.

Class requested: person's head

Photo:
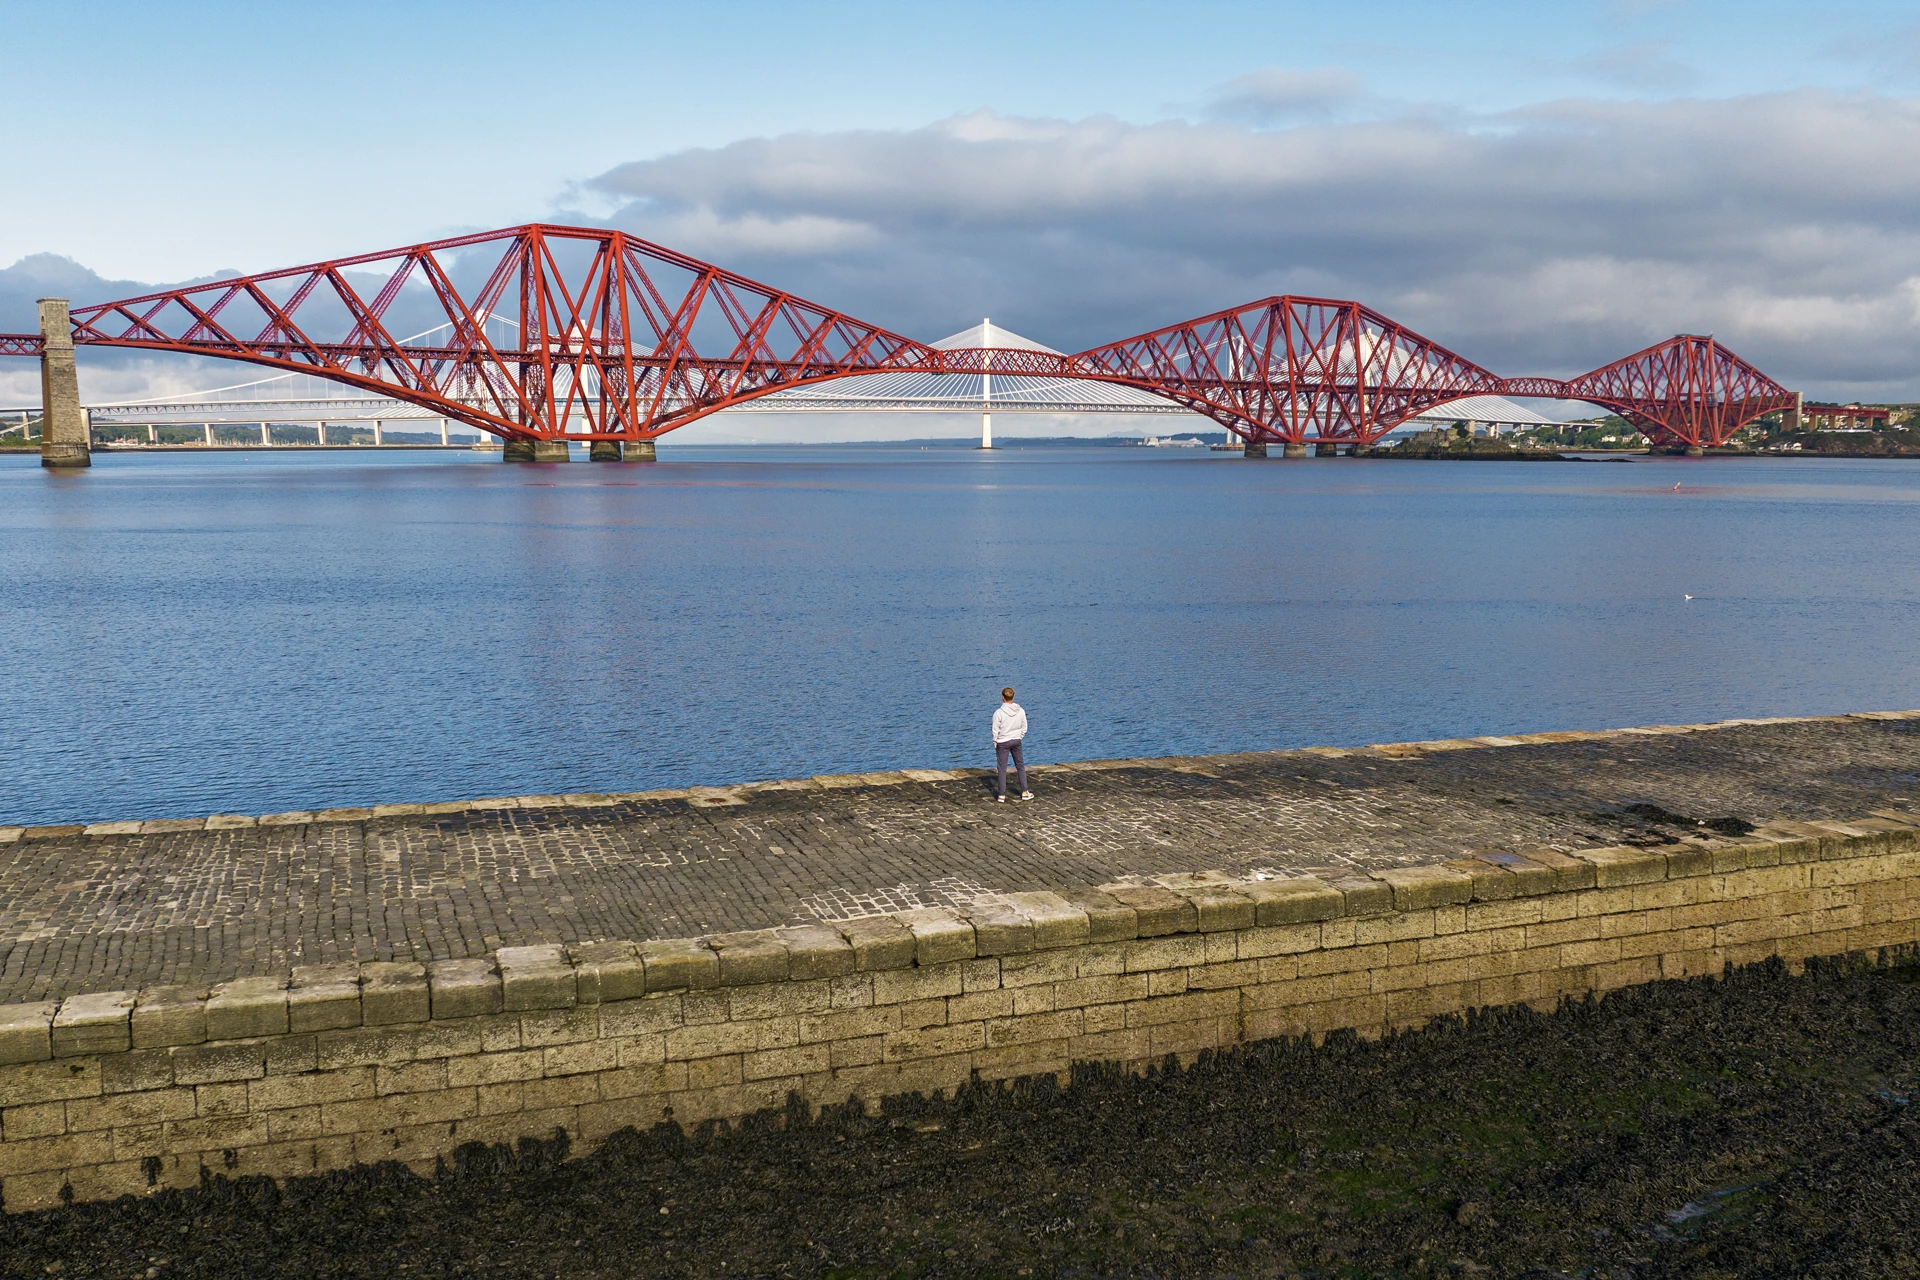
[1002,687,1015,702]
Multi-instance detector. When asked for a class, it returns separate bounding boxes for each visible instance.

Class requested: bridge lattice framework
[0,223,1798,457]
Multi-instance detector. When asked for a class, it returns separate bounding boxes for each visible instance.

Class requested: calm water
[5,445,1920,826]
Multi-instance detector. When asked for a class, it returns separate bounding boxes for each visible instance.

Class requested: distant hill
[0,255,167,332]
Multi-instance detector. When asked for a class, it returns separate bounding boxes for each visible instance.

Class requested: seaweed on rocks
[7,951,1920,1278]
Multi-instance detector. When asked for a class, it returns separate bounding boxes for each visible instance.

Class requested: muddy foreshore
[4,951,1917,1279]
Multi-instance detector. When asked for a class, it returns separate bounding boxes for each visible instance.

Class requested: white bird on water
[1684,594,1694,601]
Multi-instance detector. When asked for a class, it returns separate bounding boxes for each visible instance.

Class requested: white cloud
[579,91,1920,399]
[11,89,1920,414]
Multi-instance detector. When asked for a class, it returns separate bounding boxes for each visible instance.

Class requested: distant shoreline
[6,439,1920,459]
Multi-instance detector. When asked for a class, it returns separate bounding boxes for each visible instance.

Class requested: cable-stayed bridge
[2,319,1567,451]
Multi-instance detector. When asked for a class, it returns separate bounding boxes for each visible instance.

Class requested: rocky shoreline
[1362,439,1569,460]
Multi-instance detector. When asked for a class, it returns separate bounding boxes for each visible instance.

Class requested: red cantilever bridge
[0,222,1798,458]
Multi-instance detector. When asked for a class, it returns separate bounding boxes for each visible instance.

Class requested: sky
[2,0,1918,423]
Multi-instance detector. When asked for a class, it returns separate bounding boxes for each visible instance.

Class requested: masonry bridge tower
[19,300,91,468]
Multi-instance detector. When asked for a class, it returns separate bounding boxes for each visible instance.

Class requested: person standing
[992,687,1033,802]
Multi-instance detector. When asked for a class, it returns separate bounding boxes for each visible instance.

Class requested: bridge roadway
[3,713,1918,1005]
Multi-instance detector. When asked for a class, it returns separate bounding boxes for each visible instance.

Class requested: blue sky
[3,0,1919,408]
[5,0,1914,278]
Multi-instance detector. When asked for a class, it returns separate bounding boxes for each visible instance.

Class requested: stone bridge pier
[36,298,89,469]
[504,439,658,463]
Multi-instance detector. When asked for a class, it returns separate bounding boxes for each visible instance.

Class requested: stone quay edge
[3,711,1920,1211]
[6,811,1914,1067]
[1,709,1905,842]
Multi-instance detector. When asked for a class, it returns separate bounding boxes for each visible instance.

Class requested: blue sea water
[4,444,1920,826]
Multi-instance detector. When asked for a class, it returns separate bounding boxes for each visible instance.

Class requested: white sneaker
[1021,791,1034,801]
[997,794,1006,803]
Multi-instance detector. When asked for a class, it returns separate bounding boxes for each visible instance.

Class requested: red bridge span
[1,223,1800,463]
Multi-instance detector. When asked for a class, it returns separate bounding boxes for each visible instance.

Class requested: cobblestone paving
[5,715,1920,1002]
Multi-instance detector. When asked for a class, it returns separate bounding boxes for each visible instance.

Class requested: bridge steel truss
[1498,337,1802,452]
[0,223,1798,451]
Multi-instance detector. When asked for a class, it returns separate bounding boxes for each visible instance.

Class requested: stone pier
[1282,441,1308,458]
[1242,439,1267,458]
[1314,440,1337,457]
[503,440,574,463]
[585,441,656,462]
[36,299,89,469]
[5,711,1920,1210]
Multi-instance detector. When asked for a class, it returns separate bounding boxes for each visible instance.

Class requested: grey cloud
[1204,66,1368,125]
[9,92,1918,410]
[1576,41,1696,90]
[579,93,1920,398]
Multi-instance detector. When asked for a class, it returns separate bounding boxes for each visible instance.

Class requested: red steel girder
[1554,335,1796,449]
[1384,337,1795,448]
[0,223,1803,450]
[1803,404,1889,422]
[56,225,939,443]
[1066,298,1502,445]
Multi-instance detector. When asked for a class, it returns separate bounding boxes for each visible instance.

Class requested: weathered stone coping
[5,805,1917,1062]
[6,709,1915,841]
[5,791,1919,1212]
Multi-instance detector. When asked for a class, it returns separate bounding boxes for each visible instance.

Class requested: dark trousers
[995,739,1027,797]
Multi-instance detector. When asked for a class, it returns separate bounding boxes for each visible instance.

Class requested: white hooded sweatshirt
[992,701,1028,744]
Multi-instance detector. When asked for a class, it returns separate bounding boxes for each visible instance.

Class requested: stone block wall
[5,813,1920,1212]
